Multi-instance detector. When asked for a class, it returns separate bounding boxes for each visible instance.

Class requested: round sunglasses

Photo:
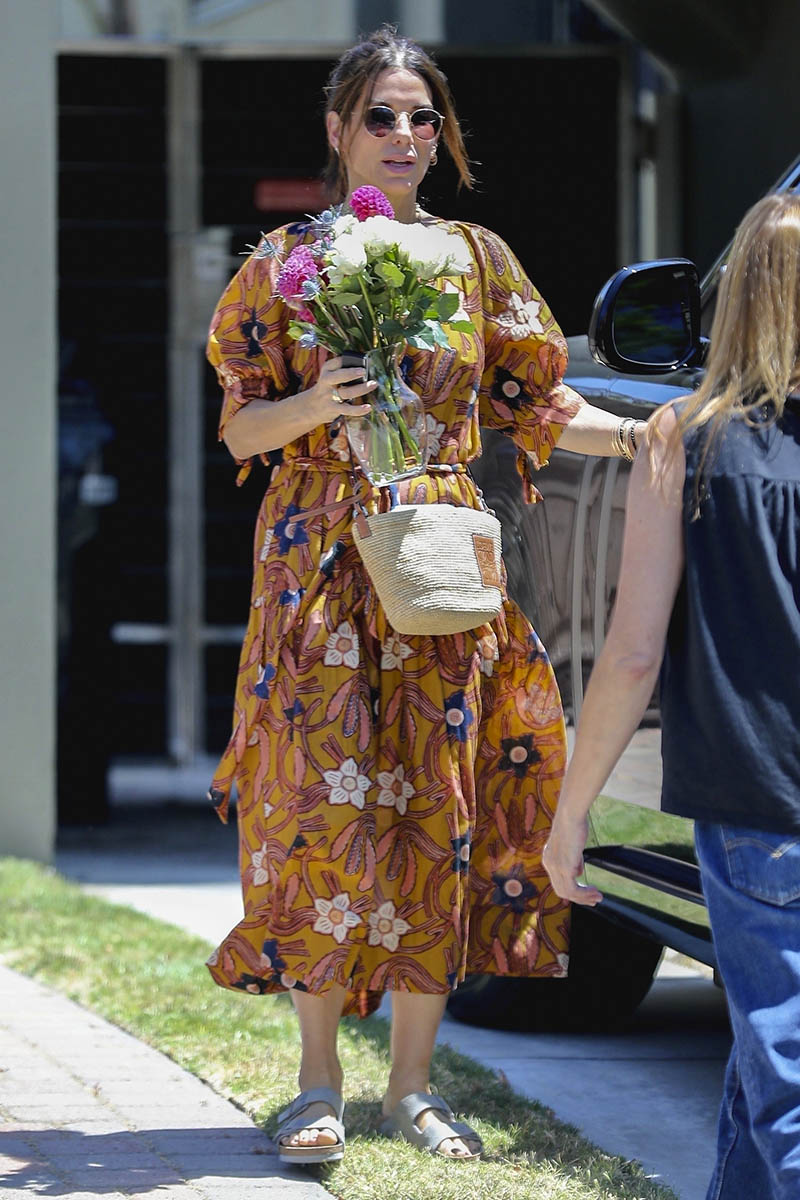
[363,104,444,141]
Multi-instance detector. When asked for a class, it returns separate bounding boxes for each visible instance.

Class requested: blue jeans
[694,821,800,1200]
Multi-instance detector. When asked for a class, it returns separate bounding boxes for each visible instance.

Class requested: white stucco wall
[0,1,57,861]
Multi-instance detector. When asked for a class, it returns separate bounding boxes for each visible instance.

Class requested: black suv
[449,152,800,1033]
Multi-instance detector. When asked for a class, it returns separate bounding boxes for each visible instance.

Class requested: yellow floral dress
[205,217,580,1017]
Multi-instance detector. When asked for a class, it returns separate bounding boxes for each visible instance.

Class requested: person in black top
[542,190,800,1199]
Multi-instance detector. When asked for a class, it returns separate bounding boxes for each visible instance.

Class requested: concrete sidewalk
[0,965,331,1200]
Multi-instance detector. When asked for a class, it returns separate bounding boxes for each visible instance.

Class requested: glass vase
[343,344,429,486]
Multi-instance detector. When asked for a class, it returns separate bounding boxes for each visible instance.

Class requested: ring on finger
[331,389,342,404]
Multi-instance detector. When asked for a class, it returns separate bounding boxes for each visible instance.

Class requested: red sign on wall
[254,178,328,213]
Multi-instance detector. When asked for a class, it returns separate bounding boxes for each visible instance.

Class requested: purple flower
[498,734,541,779]
[491,864,537,913]
[444,691,474,743]
[276,244,320,305]
[350,185,395,221]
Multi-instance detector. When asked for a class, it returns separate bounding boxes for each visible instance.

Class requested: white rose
[332,213,357,236]
[440,233,472,276]
[357,214,403,255]
[326,233,367,283]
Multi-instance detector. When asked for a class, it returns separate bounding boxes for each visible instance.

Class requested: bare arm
[556,386,647,458]
[542,404,686,904]
[222,356,376,460]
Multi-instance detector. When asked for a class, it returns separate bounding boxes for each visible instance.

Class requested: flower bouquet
[269,186,474,484]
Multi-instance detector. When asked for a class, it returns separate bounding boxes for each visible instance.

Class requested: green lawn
[0,858,678,1200]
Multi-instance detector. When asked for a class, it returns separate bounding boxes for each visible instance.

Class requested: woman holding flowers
[205,26,644,1164]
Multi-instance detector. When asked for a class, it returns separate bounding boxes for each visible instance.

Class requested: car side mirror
[589,259,702,374]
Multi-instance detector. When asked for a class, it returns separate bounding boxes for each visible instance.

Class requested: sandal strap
[276,1112,345,1143]
[394,1091,454,1123]
[277,1086,344,1125]
[387,1091,482,1155]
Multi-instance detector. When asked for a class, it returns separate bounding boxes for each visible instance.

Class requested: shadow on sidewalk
[0,1124,314,1195]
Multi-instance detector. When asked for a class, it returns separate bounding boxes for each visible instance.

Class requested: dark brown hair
[323,25,474,203]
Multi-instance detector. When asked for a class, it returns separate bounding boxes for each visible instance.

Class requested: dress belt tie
[284,461,471,532]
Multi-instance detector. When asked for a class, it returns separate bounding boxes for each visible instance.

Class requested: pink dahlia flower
[276,245,319,304]
[296,305,316,323]
[350,186,395,221]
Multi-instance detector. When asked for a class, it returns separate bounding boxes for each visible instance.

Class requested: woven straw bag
[351,502,504,635]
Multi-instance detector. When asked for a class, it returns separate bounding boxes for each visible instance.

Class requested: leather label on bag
[472,534,500,588]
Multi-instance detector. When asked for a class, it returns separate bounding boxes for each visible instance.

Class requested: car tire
[446,905,664,1033]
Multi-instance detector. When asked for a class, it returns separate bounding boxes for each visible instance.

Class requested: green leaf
[379,319,407,340]
[429,322,452,349]
[328,291,363,307]
[448,318,475,333]
[375,261,405,289]
[406,329,436,350]
[435,291,460,321]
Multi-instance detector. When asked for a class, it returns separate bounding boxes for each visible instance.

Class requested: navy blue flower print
[261,939,286,974]
[279,587,305,608]
[491,365,531,410]
[289,834,308,853]
[447,970,459,990]
[526,632,547,664]
[283,698,305,740]
[491,864,537,914]
[444,691,474,742]
[274,505,309,554]
[233,973,272,994]
[319,541,345,579]
[499,734,541,779]
[208,787,225,809]
[254,662,277,700]
[451,832,472,873]
[241,308,267,359]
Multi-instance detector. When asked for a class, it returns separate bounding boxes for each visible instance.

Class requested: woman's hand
[542,813,603,906]
[307,355,376,425]
[223,355,376,459]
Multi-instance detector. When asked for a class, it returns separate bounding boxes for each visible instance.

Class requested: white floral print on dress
[367,901,410,951]
[424,414,446,457]
[477,631,500,677]
[376,764,414,815]
[496,292,544,341]
[258,528,274,562]
[251,842,269,886]
[313,894,362,944]
[381,633,413,671]
[329,426,350,461]
[323,757,371,808]
[324,620,360,668]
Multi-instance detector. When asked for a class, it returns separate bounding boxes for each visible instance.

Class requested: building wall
[0,1,57,860]
[683,0,800,271]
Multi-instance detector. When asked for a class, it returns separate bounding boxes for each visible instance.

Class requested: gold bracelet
[613,419,635,462]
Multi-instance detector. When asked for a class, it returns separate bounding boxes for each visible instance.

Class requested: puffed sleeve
[206,227,292,485]
[473,227,581,502]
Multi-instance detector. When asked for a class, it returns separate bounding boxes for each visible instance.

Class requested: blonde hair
[660,191,800,514]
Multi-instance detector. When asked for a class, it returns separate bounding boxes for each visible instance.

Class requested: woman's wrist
[612,417,646,461]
